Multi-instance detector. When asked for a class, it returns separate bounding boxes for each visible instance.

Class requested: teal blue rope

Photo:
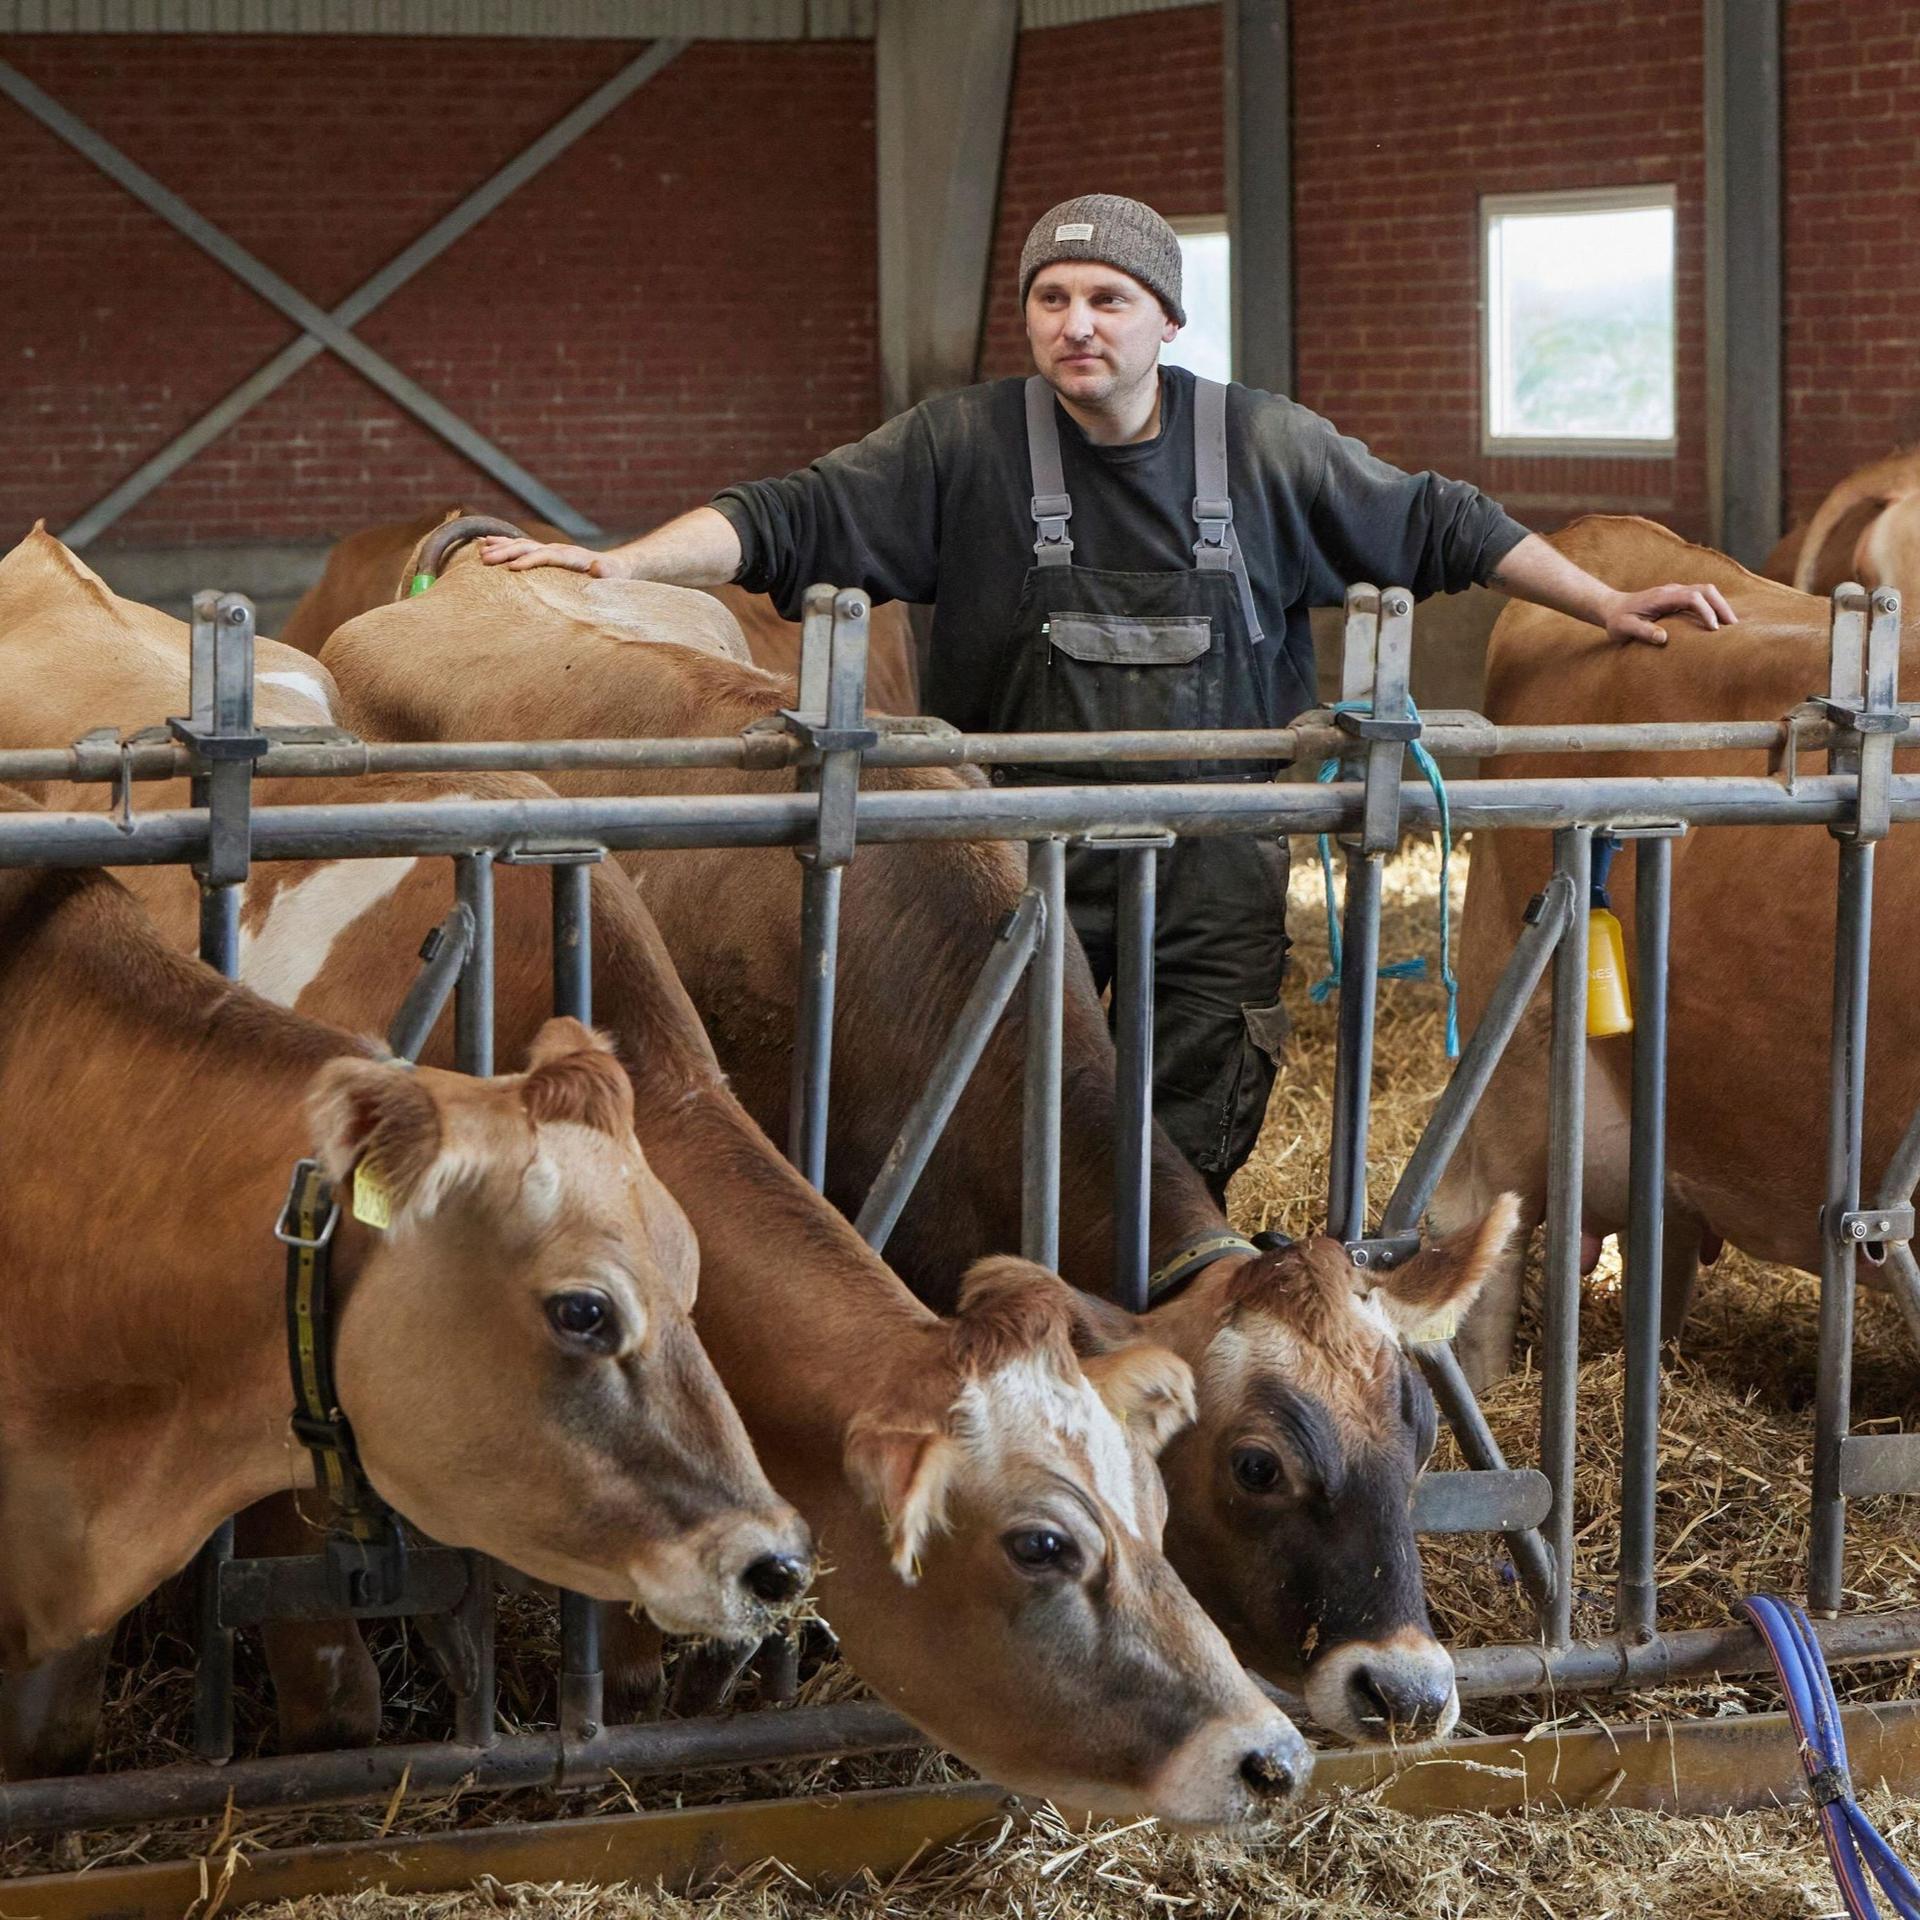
[1308,697,1460,1060]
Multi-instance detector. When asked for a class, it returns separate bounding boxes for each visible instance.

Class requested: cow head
[1143,1196,1519,1747]
[307,1017,812,1645]
[831,1257,1307,1827]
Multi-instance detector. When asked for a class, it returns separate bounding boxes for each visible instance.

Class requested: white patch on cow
[1201,1320,1304,1400]
[520,1148,564,1226]
[953,1353,1142,1537]
[240,857,420,1009]
[257,669,334,720]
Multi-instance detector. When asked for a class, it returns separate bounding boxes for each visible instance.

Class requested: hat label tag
[1054,222,1095,241]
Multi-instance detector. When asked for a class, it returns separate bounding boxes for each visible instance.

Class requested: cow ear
[307,1058,443,1203]
[843,1420,959,1584]
[1374,1194,1523,1339]
[521,1018,633,1137]
[1054,1282,1143,1359]
[1080,1343,1197,1456]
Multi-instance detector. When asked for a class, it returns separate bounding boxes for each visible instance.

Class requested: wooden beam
[1704,0,1782,563]
[0,55,624,543]
[875,0,1018,413]
[13,1703,1920,1916]
[1225,0,1292,394]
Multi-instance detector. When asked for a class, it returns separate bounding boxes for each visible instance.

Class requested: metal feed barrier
[4,577,1920,1844]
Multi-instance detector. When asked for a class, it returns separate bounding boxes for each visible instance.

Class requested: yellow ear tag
[1405,1304,1460,1346]
[352,1159,393,1231]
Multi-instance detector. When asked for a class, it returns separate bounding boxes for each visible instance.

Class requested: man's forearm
[1484,532,1619,627]
[595,506,744,586]
[1482,530,1738,646]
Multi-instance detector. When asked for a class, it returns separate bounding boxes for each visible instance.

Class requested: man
[482,192,1734,1198]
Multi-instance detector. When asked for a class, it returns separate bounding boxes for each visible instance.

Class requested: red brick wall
[1782,1,1920,528]
[9,8,1912,557]
[979,6,1224,381]
[1292,0,1708,542]
[0,35,876,547]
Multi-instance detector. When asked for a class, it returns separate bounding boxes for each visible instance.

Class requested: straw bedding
[6,837,1916,1915]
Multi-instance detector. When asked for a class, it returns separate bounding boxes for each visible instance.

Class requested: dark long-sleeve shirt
[713,365,1530,730]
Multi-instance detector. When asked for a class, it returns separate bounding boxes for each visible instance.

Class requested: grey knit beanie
[1019,194,1186,326]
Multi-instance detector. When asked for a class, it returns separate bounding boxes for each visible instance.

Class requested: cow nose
[1238,1738,1305,1805]
[1348,1661,1453,1737]
[743,1551,809,1606]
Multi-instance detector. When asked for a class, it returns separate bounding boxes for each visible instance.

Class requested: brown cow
[1431,514,1920,1387]
[0,805,812,1754]
[278,509,920,712]
[320,530,1520,1747]
[1763,448,1920,609]
[2,531,1306,1824]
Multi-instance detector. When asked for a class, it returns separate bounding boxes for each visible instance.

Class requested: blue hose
[1309,697,1460,1059]
[1742,1592,1920,1918]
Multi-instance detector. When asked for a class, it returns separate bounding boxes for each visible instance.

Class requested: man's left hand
[1602,582,1739,647]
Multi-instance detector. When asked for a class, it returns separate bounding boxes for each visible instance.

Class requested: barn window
[1481,186,1676,454]
[1163,219,1232,385]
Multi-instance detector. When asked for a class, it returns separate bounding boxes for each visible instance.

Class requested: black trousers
[1065,833,1292,1199]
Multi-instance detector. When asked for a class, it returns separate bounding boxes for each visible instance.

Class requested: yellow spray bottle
[1586,833,1633,1038]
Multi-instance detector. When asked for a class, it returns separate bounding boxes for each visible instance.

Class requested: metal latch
[1344,1231,1423,1272]
[1829,1205,1914,1248]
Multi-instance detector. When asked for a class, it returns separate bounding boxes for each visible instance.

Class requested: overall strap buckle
[1190,378,1265,640]
[1025,376,1076,568]
[1031,491,1075,555]
[1193,494,1234,569]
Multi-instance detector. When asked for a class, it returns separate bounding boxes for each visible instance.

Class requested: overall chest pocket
[1043,613,1220,734]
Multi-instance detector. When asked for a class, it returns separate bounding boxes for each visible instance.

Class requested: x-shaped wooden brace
[1,41,686,546]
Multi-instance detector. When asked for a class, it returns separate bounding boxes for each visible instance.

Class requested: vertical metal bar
[198,884,241,978]
[190,1514,235,1764]
[454,853,495,1077]
[1617,835,1673,1640]
[551,862,592,1023]
[1022,837,1067,1267]
[1812,838,1873,1611]
[1326,848,1384,1245]
[788,864,843,1189]
[1113,843,1159,1309]
[785,586,866,1188]
[549,860,603,1742]
[449,1567,497,1751]
[1810,582,1879,1612]
[1540,825,1591,1650]
[188,589,256,1766]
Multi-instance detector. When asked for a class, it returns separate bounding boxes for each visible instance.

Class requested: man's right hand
[477,536,621,577]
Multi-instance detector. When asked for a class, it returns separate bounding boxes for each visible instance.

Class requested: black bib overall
[990,376,1291,1195]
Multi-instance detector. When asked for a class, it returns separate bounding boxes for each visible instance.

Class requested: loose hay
[171,1791,1908,1919]
[8,835,1919,1914]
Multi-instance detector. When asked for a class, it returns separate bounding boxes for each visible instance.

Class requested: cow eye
[1003,1528,1083,1578]
[545,1288,619,1354]
[1230,1445,1286,1495]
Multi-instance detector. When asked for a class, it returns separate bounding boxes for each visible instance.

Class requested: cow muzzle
[1305,1629,1460,1746]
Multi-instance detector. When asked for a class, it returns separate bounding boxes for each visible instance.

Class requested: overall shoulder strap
[1191,377,1265,642]
[1024,375,1075,567]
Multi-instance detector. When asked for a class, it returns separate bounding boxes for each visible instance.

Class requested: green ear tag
[352,1159,393,1230]
[408,572,435,596]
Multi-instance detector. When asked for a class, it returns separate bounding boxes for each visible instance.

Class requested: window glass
[1163,225,1231,385]
[1484,191,1675,448]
